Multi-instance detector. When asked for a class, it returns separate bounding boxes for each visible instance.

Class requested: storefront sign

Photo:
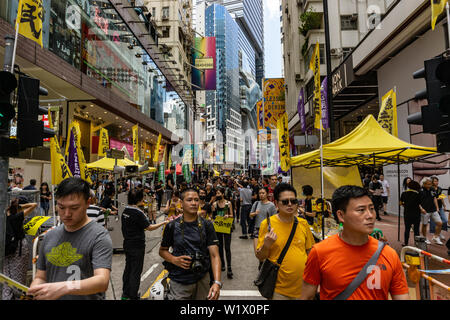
[332,58,354,97]
[194,57,214,70]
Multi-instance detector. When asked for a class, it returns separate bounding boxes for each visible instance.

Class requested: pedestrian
[155,180,164,211]
[39,182,52,216]
[419,177,443,245]
[379,174,390,216]
[28,177,113,300]
[250,186,277,255]
[430,176,448,237]
[400,180,422,246]
[238,181,253,239]
[299,185,316,225]
[99,188,118,215]
[159,188,222,300]
[164,190,183,220]
[256,183,314,300]
[2,198,37,300]
[87,189,106,228]
[23,179,37,190]
[267,175,278,203]
[121,188,169,300]
[301,185,410,300]
[198,188,212,220]
[212,187,234,279]
[166,166,176,199]
[369,174,383,221]
[403,177,412,191]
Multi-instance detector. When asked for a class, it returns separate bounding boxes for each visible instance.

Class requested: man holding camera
[159,188,222,300]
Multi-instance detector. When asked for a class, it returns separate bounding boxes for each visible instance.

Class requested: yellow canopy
[86,157,142,171]
[292,115,436,168]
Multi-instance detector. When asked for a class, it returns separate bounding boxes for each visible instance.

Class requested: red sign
[42,115,50,142]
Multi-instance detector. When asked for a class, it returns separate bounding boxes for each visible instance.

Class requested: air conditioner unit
[295,73,303,82]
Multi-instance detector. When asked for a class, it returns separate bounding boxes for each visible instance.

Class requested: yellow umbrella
[86,157,142,171]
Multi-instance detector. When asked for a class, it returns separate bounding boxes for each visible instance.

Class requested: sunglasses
[280,198,299,206]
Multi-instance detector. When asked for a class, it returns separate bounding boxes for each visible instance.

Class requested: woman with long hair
[212,187,234,279]
[40,182,52,216]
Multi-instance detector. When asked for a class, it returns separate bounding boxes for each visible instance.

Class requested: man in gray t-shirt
[29,177,112,300]
[251,201,277,232]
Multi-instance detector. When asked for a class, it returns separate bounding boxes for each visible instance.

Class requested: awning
[291,115,437,168]
[86,157,144,171]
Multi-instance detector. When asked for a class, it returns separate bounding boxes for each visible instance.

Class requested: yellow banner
[16,0,43,47]
[263,78,286,140]
[98,128,109,157]
[432,0,448,30]
[277,113,291,172]
[49,110,72,185]
[213,216,234,234]
[132,124,139,162]
[23,216,50,236]
[153,133,162,163]
[378,89,398,137]
[310,42,322,130]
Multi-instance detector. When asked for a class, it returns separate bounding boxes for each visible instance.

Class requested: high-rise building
[204,3,242,165]
[210,0,264,86]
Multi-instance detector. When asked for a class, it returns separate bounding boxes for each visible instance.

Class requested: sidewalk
[376,212,449,289]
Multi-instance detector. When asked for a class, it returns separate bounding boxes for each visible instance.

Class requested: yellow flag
[23,216,50,236]
[378,89,398,137]
[49,110,72,185]
[432,0,448,30]
[132,124,139,162]
[310,42,322,130]
[153,133,162,163]
[98,128,109,157]
[277,113,291,172]
[16,0,44,47]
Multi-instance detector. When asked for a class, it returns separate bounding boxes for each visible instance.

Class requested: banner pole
[52,185,56,226]
[447,2,450,46]
[10,16,20,73]
[320,118,325,240]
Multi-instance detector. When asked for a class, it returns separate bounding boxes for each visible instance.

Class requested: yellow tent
[86,157,145,171]
[291,115,436,168]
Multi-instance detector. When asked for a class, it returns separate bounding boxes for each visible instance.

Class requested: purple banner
[297,88,306,133]
[321,77,329,130]
[67,128,80,177]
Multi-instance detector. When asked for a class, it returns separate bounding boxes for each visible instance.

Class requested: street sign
[107,149,125,160]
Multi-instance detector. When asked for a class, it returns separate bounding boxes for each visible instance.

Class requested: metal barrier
[401,245,450,300]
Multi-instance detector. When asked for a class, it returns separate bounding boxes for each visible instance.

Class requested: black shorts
[382,196,388,204]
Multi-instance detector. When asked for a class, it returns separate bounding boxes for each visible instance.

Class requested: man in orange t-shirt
[301,185,409,300]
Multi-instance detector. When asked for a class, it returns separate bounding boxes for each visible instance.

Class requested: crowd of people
[2,169,450,301]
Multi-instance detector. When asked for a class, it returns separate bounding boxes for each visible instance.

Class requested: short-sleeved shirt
[257,215,314,298]
[380,180,390,197]
[121,206,151,247]
[251,201,277,229]
[400,190,421,219]
[303,234,409,300]
[36,220,113,300]
[161,217,219,284]
[239,187,253,205]
[431,186,444,209]
[420,188,437,213]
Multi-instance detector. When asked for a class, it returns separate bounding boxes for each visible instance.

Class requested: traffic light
[407,53,450,152]
[17,75,55,150]
[0,71,17,134]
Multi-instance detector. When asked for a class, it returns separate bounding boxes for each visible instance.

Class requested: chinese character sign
[378,89,398,137]
[132,124,139,162]
[16,0,44,47]
[310,42,322,130]
[277,113,291,172]
[263,78,286,140]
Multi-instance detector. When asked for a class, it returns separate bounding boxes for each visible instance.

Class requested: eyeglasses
[280,198,299,206]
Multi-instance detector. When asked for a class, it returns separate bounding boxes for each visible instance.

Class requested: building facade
[0,0,190,186]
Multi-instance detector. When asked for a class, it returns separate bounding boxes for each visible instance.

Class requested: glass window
[341,15,358,31]
[162,7,169,20]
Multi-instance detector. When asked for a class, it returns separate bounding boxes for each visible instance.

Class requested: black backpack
[5,215,25,257]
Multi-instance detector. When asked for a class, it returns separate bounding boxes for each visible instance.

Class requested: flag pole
[320,118,325,240]
[51,184,56,226]
[447,2,450,46]
[10,8,20,73]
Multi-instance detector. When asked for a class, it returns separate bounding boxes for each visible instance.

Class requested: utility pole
[323,0,335,141]
[0,35,16,296]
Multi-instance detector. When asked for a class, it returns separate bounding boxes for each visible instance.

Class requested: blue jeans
[429,207,448,233]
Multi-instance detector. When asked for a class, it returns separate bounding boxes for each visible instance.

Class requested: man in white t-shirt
[379,174,390,216]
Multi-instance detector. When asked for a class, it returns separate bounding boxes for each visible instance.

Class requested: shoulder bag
[254,214,298,299]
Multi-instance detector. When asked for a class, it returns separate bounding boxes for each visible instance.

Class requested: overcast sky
[264,0,283,79]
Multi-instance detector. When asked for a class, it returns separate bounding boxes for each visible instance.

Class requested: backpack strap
[333,240,386,300]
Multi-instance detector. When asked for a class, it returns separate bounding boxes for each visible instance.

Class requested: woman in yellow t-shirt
[163,191,182,220]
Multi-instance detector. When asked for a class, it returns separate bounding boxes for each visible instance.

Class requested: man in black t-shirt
[369,175,383,221]
[159,188,221,300]
[121,189,168,300]
[400,180,421,246]
[419,178,443,245]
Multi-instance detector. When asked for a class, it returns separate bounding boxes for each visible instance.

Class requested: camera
[189,252,206,274]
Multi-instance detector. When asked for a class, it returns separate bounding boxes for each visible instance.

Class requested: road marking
[219,290,262,297]
[141,269,168,299]
[141,263,159,282]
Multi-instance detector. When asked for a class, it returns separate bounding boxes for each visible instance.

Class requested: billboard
[261,78,286,140]
[192,37,216,90]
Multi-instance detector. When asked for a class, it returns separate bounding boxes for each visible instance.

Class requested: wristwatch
[214,280,223,289]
